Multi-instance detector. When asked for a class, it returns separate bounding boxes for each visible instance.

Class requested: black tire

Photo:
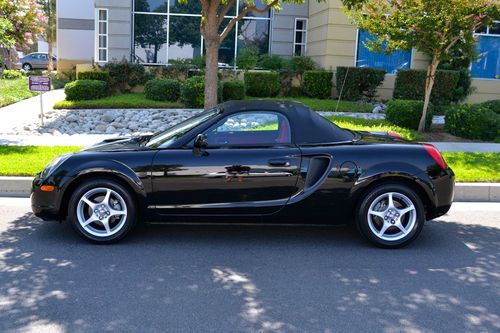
[355,183,425,248]
[22,63,32,71]
[68,178,137,244]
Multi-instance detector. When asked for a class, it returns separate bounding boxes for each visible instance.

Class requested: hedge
[77,70,110,81]
[180,76,222,108]
[386,100,433,131]
[144,79,181,102]
[104,61,149,92]
[336,67,386,101]
[445,104,499,142]
[303,71,333,99]
[480,100,500,115]
[223,80,245,101]
[244,72,280,97]
[393,69,460,106]
[64,80,108,101]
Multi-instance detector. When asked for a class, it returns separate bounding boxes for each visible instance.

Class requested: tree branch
[218,0,236,25]
[219,0,279,42]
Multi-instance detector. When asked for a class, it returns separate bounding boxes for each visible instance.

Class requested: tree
[38,0,56,72]
[343,0,499,132]
[178,0,312,109]
[0,0,45,50]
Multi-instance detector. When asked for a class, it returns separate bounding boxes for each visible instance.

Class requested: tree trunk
[47,40,54,72]
[419,57,440,132]
[204,38,220,109]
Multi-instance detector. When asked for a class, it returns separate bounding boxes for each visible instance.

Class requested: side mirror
[194,134,208,148]
[193,134,209,156]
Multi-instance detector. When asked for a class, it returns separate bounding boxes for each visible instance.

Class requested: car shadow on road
[0,213,499,332]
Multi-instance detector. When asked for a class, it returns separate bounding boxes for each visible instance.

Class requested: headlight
[42,154,72,178]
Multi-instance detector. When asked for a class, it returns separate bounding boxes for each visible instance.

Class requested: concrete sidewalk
[428,142,500,153]
[0,89,65,133]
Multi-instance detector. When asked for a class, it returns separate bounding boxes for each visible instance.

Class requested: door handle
[268,159,290,167]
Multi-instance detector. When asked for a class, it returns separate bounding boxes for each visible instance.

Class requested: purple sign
[29,76,51,92]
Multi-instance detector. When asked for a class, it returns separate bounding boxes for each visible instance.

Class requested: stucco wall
[95,0,133,63]
[56,0,94,71]
[271,3,308,57]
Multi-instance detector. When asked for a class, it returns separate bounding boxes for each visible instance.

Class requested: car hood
[83,135,152,152]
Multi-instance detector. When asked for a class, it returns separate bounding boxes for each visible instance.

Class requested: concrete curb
[1,176,499,202]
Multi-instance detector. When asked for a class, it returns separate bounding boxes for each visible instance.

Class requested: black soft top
[218,100,354,144]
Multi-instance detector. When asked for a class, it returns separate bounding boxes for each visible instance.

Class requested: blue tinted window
[356,30,411,74]
[471,35,500,79]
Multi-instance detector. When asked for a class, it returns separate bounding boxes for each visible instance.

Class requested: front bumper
[31,172,65,221]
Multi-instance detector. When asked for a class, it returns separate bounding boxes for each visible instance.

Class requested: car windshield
[146,108,220,148]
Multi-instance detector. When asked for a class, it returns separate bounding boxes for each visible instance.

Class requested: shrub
[386,100,434,131]
[480,100,500,115]
[282,86,304,97]
[236,48,259,70]
[223,80,245,101]
[303,71,333,99]
[336,67,386,101]
[393,69,460,106]
[2,70,23,79]
[104,61,148,92]
[285,56,317,72]
[77,70,110,81]
[64,80,108,101]
[445,104,499,141]
[258,54,284,70]
[144,79,181,102]
[244,72,280,97]
[181,76,222,108]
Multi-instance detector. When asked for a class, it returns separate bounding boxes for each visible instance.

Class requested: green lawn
[0,146,82,176]
[0,78,38,107]
[248,97,374,113]
[1,145,497,182]
[53,93,183,109]
[442,152,499,182]
[326,115,424,141]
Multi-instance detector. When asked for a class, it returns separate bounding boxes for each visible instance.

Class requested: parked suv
[19,52,57,71]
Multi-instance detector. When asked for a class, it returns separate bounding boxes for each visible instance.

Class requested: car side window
[203,112,291,147]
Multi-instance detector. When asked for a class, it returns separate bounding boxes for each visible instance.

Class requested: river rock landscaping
[4,108,405,136]
[8,109,204,136]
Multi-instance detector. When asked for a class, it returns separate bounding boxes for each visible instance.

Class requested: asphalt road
[0,198,498,333]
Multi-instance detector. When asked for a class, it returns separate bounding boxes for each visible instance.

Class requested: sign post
[29,76,51,126]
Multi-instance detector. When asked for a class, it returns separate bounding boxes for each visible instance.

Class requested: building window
[132,0,271,68]
[356,30,411,74]
[293,18,307,56]
[471,21,500,79]
[95,9,108,62]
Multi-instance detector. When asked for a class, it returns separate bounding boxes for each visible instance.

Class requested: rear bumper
[426,168,455,220]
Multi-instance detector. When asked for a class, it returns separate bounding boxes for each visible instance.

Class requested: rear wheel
[22,63,32,71]
[68,179,137,243]
[356,184,425,248]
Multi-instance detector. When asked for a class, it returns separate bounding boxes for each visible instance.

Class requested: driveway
[0,199,499,333]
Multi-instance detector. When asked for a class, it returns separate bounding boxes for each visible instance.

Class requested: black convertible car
[32,100,454,247]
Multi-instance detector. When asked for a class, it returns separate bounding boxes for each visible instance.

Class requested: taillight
[423,144,448,169]
[388,132,403,139]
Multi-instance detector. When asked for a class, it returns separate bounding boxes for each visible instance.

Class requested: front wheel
[356,184,425,248]
[22,63,32,71]
[68,179,137,243]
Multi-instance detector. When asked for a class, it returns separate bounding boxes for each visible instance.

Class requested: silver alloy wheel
[76,187,128,238]
[367,192,417,241]
[22,64,31,71]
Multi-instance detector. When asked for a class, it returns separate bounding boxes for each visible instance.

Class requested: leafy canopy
[344,0,499,61]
